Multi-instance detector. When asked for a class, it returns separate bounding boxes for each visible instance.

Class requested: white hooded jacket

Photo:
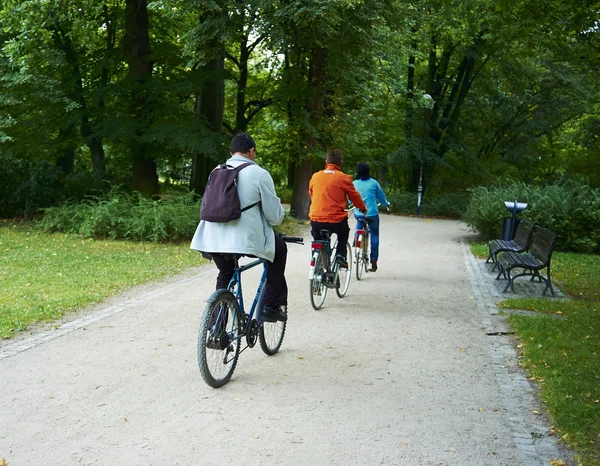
[190,154,285,262]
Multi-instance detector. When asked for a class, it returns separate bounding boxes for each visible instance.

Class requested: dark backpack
[200,162,259,222]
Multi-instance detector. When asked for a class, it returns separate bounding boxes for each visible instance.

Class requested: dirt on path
[0,216,572,465]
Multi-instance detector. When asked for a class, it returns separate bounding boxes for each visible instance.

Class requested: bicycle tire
[336,242,352,297]
[259,306,287,355]
[363,231,370,274]
[197,289,241,388]
[309,251,328,310]
[355,237,365,281]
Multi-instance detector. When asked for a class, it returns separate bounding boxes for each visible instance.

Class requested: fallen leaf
[459,348,465,352]
[479,407,485,412]
[253,435,259,439]
[297,356,304,360]
[549,460,565,466]
[1,458,6,466]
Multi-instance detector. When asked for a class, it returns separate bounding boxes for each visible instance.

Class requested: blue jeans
[355,215,380,262]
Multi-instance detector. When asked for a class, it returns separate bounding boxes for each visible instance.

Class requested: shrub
[386,191,471,218]
[463,180,600,253]
[40,190,201,242]
[0,157,103,219]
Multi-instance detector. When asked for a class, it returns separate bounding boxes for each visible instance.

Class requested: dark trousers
[311,218,350,258]
[212,234,288,308]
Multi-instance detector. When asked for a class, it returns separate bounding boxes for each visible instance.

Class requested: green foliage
[387,191,471,218]
[0,156,101,219]
[39,190,201,242]
[463,180,600,252]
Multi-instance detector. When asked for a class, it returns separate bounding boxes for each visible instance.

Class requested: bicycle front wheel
[309,251,328,310]
[259,306,287,355]
[336,242,352,297]
[197,290,241,388]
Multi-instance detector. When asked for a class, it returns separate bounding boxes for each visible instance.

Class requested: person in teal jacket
[353,163,390,271]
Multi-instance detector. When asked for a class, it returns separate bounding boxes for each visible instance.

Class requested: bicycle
[354,217,372,280]
[352,203,389,280]
[197,235,304,388]
[308,229,352,310]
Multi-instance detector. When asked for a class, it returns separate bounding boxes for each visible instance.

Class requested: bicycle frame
[227,257,267,323]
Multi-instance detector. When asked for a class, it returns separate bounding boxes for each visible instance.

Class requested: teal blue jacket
[353,178,389,217]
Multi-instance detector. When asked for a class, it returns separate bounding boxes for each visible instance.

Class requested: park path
[0,216,571,465]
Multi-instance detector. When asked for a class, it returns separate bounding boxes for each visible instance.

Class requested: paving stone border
[463,242,573,466]
[0,268,215,361]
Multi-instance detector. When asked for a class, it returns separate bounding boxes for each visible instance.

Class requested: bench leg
[491,254,499,272]
[496,264,506,280]
[542,265,556,297]
[502,269,514,293]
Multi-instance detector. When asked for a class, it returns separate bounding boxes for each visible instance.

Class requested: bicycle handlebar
[279,235,304,245]
[347,202,390,214]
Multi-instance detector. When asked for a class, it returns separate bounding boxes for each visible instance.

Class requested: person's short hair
[230,132,256,154]
[326,148,343,167]
[356,162,371,181]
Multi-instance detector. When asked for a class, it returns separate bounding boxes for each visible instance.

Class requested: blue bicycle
[198,235,304,388]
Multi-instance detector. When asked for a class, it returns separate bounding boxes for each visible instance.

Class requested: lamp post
[416,94,433,216]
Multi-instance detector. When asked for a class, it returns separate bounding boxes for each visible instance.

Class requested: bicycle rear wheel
[197,290,241,388]
[336,242,352,297]
[259,306,287,355]
[355,239,365,281]
[309,251,328,310]
[363,232,370,274]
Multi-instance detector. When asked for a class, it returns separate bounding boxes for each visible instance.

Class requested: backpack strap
[226,162,261,213]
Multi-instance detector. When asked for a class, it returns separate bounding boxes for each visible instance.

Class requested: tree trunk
[290,46,326,220]
[190,52,225,196]
[56,124,77,175]
[125,0,157,196]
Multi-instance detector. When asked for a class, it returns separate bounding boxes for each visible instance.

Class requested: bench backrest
[514,219,535,249]
[530,227,559,264]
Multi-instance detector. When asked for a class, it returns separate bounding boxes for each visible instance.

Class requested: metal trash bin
[501,200,528,241]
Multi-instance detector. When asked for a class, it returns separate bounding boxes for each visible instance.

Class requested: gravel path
[0,216,573,465]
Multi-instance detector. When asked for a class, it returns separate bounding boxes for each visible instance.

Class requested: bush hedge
[39,190,299,242]
[386,191,471,218]
[40,191,201,242]
[463,180,600,253]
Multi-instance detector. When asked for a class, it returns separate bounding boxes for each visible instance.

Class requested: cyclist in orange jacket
[308,148,367,268]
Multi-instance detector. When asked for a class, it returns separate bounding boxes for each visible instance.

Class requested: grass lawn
[0,223,205,339]
[471,242,600,465]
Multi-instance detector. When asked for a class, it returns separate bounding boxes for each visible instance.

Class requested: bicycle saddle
[317,229,333,239]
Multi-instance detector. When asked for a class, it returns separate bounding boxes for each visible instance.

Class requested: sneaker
[262,306,287,323]
[335,254,348,269]
[369,260,378,272]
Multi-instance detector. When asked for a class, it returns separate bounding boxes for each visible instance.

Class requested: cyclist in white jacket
[190,132,288,322]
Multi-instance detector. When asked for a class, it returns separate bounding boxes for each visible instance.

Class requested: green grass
[470,241,600,465]
[0,224,205,339]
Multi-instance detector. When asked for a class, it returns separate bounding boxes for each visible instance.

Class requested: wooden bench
[486,219,535,272]
[495,226,560,296]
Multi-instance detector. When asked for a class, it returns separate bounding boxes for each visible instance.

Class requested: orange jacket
[309,164,367,223]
